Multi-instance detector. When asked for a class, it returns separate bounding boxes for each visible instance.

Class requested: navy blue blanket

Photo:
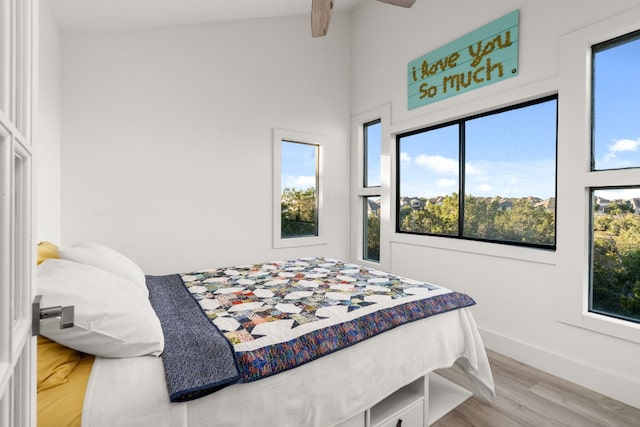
[146,274,240,402]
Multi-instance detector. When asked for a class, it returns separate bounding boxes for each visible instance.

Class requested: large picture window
[397,96,557,248]
[589,31,640,324]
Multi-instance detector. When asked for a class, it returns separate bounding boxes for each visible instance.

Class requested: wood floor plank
[433,350,640,427]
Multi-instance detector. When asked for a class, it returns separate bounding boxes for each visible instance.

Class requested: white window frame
[272,128,326,249]
[556,5,640,344]
[0,0,36,424]
[351,105,391,270]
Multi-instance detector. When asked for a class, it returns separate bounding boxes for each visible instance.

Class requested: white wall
[351,0,640,408]
[36,0,61,243]
[60,13,352,274]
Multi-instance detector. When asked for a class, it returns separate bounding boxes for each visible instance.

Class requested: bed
[36,242,495,427]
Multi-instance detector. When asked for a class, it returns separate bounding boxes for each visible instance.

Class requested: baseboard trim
[479,327,640,410]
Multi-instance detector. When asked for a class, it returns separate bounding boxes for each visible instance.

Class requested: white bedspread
[82,308,494,427]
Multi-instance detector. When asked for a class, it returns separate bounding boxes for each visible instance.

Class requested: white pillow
[37,259,164,358]
[58,242,148,297]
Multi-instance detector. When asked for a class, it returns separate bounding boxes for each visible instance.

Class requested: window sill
[558,312,640,345]
[273,236,327,249]
[390,232,556,266]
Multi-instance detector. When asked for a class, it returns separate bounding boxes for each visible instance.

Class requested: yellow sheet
[38,337,94,427]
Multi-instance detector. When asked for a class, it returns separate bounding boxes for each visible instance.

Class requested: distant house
[367,198,380,215]
[432,196,445,206]
[595,196,610,213]
[495,197,512,211]
[535,197,556,210]
[410,198,424,209]
[526,196,543,206]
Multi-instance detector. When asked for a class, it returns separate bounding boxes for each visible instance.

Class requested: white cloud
[463,159,555,198]
[605,138,640,160]
[465,163,482,176]
[283,175,316,190]
[437,178,456,188]
[400,152,412,165]
[415,154,458,175]
[610,138,640,153]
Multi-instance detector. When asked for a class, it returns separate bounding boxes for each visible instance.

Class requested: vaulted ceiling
[48,0,364,33]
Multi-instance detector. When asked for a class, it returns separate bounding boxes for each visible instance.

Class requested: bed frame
[336,373,472,427]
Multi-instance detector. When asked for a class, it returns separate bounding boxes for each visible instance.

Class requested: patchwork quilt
[147,257,475,402]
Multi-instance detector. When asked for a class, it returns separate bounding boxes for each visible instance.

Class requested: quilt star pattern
[181,257,440,345]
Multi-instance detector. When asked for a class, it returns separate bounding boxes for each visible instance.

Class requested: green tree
[492,199,555,245]
[281,187,317,238]
[366,210,380,261]
[400,194,459,236]
[463,195,500,239]
[606,200,634,215]
[592,210,640,321]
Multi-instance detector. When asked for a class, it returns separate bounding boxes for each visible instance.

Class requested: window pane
[280,140,318,238]
[398,124,459,236]
[591,188,640,323]
[364,120,381,187]
[592,32,640,170]
[364,196,380,262]
[464,98,557,246]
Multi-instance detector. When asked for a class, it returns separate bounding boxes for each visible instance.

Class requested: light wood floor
[432,350,640,427]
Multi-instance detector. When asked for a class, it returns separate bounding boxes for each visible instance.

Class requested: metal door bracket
[32,295,74,336]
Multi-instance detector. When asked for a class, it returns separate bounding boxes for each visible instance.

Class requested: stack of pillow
[37,241,164,358]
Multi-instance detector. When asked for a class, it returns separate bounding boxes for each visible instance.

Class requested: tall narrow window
[364,196,380,262]
[352,106,389,265]
[363,120,381,262]
[364,120,381,187]
[592,31,640,171]
[589,31,640,324]
[273,129,324,249]
[280,140,319,238]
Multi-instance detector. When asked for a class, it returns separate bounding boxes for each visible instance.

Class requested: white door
[0,0,37,426]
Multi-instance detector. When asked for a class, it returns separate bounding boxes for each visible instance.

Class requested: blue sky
[593,35,640,170]
[593,34,640,199]
[399,98,557,200]
[281,35,640,201]
[366,121,381,187]
[281,140,317,191]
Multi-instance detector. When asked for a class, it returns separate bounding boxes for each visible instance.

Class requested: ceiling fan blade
[376,0,416,7]
[311,0,333,37]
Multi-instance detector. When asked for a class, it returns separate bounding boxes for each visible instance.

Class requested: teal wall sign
[408,10,519,110]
